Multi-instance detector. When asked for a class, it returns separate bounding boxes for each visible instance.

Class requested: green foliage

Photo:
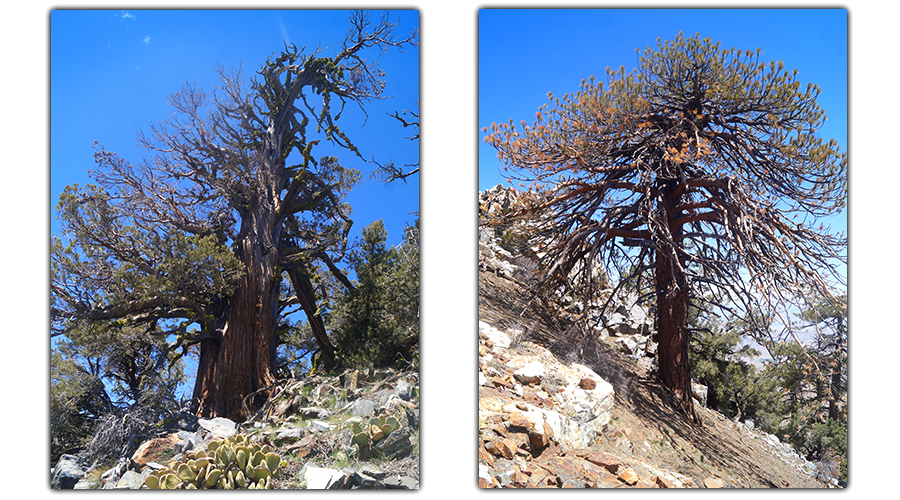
[759,336,847,472]
[688,310,780,424]
[50,348,113,464]
[330,219,419,369]
[51,319,186,464]
[144,434,282,489]
[55,321,185,407]
[276,320,317,377]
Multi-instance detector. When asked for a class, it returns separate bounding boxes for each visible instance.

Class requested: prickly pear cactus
[143,433,283,489]
[345,414,402,459]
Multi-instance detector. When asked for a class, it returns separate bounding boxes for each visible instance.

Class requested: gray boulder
[384,475,419,489]
[348,398,378,417]
[373,428,414,460]
[50,454,86,489]
[198,416,236,438]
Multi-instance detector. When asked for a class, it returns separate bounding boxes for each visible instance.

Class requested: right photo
[477,8,847,489]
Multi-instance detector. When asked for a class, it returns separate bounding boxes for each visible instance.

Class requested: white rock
[691,382,708,407]
[513,361,545,385]
[479,321,511,349]
[198,417,236,438]
[300,465,346,489]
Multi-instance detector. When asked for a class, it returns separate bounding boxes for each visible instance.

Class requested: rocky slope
[477,184,841,489]
[51,368,419,489]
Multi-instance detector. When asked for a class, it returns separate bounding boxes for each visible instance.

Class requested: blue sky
[478,8,848,240]
[50,9,418,401]
[51,9,420,250]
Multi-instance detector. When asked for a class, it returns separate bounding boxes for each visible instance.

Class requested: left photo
[50,9,419,489]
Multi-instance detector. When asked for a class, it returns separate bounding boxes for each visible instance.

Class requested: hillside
[51,368,419,489]
[476,185,841,488]
[478,268,837,488]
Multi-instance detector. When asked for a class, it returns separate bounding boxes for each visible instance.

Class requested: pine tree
[331,219,419,369]
[483,33,846,421]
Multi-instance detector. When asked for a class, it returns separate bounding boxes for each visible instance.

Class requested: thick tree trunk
[655,183,699,423]
[192,199,279,422]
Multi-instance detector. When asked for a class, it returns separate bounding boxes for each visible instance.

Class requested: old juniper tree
[484,33,846,422]
[51,12,418,421]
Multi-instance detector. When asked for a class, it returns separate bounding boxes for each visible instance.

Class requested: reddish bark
[192,200,279,421]
[654,182,699,423]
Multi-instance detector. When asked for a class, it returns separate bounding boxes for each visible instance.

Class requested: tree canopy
[483,33,846,421]
[51,11,418,421]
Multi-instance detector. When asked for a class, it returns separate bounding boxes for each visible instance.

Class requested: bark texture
[193,197,279,421]
[654,183,698,423]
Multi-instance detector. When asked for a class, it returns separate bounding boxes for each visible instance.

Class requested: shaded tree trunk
[286,268,337,369]
[192,197,280,421]
[655,182,699,423]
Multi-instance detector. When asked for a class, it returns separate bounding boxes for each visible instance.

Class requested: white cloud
[143,35,151,44]
[119,11,136,22]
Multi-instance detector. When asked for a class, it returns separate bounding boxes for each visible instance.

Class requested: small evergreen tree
[50,321,185,465]
[331,219,419,369]
[50,349,113,464]
[688,306,781,425]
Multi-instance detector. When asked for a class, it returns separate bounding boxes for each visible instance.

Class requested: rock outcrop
[477,185,839,488]
[478,320,697,488]
[51,368,419,489]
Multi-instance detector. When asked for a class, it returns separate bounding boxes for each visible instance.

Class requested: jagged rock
[482,336,615,451]
[349,469,384,489]
[130,432,183,468]
[617,467,639,485]
[395,380,414,401]
[299,406,331,419]
[479,440,495,467]
[373,427,414,460]
[97,456,136,489]
[348,398,378,417]
[284,434,317,459]
[300,464,349,489]
[582,451,620,472]
[485,438,518,459]
[404,405,420,430]
[50,454,85,489]
[655,475,676,488]
[111,469,151,489]
[197,416,236,438]
[273,426,306,446]
[310,419,336,432]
